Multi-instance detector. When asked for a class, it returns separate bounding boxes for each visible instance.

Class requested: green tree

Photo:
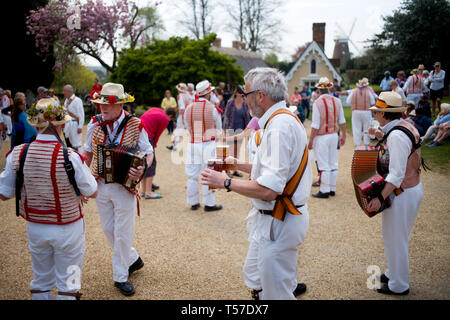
[51,56,97,95]
[111,34,244,106]
[369,0,450,83]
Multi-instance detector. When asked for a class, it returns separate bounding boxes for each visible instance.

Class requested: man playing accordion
[84,83,154,296]
[366,91,424,295]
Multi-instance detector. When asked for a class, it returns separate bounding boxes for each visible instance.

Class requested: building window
[310,59,316,74]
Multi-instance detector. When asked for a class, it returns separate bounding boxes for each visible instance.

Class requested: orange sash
[256,109,309,221]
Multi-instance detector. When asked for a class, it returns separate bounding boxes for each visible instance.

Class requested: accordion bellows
[97,144,146,192]
[351,146,391,217]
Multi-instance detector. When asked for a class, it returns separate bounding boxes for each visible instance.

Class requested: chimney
[232,40,245,50]
[312,23,325,50]
[213,37,221,48]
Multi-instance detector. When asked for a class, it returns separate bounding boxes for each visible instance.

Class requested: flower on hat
[108,95,118,104]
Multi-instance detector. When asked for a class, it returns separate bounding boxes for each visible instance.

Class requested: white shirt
[0,134,98,199]
[429,70,445,91]
[84,110,154,155]
[393,87,407,104]
[210,92,220,105]
[1,95,9,109]
[251,101,312,210]
[64,94,85,129]
[187,91,195,103]
[177,94,187,111]
[346,87,376,106]
[403,76,426,94]
[311,94,346,130]
[183,97,223,136]
[381,119,412,188]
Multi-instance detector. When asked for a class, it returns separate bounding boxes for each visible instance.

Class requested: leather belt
[259,204,304,216]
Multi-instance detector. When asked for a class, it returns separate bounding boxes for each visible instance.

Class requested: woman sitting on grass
[422,103,450,145]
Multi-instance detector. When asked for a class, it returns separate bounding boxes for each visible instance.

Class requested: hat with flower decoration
[90,82,135,105]
[315,77,333,91]
[26,98,71,128]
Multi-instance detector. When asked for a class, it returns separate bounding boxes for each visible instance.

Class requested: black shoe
[251,289,262,300]
[166,145,174,150]
[377,283,409,295]
[380,273,389,284]
[312,181,320,187]
[152,184,160,191]
[204,205,223,212]
[293,283,307,297]
[128,257,144,276]
[191,204,200,211]
[114,281,135,296]
[329,191,335,196]
[312,191,329,198]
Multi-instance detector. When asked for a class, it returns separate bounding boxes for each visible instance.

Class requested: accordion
[351,146,391,217]
[97,144,147,191]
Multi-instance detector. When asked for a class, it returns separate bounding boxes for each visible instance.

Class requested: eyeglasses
[242,90,258,98]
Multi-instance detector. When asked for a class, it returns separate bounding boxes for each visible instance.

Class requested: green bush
[111,34,244,107]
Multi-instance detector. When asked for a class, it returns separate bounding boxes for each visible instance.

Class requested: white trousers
[313,133,339,193]
[96,180,139,282]
[185,141,216,206]
[27,219,85,300]
[406,93,422,108]
[243,208,309,300]
[2,114,12,141]
[351,110,372,146]
[63,120,83,150]
[382,182,423,293]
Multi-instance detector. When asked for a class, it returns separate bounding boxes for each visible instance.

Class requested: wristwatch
[224,178,232,192]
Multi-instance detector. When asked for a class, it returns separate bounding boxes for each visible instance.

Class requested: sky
[83,0,404,67]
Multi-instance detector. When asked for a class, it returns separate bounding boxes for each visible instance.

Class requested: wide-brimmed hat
[315,77,333,90]
[91,82,135,105]
[356,77,370,87]
[26,98,71,128]
[409,109,416,116]
[196,80,215,96]
[434,62,441,67]
[418,64,425,70]
[410,69,419,75]
[369,91,406,113]
[176,83,187,93]
[407,100,416,108]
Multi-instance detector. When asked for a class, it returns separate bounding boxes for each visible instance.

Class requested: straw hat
[356,77,370,87]
[26,98,71,128]
[196,80,215,96]
[176,83,187,93]
[369,91,406,113]
[315,77,333,90]
[90,82,135,105]
[418,64,425,70]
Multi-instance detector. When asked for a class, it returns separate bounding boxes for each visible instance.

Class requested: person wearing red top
[92,78,102,92]
[139,107,176,199]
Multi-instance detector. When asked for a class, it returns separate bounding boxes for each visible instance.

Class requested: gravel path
[0,121,448,300]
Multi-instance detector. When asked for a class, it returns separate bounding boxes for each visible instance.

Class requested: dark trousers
[167,120,174,134]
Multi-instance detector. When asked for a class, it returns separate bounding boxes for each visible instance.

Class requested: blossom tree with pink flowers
[26,0,162,73]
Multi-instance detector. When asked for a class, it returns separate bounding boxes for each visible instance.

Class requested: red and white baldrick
[367,91,423,295]
[403,69,426,108]
[346,77,377,146]
[183,80,223,211]
[308,77,347,198]
[84,83,154,296]
[0,98,98,300]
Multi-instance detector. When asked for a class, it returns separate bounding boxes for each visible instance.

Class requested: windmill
[332,18,362,67]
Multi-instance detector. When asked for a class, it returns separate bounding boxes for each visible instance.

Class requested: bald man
[63,85,84,151]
